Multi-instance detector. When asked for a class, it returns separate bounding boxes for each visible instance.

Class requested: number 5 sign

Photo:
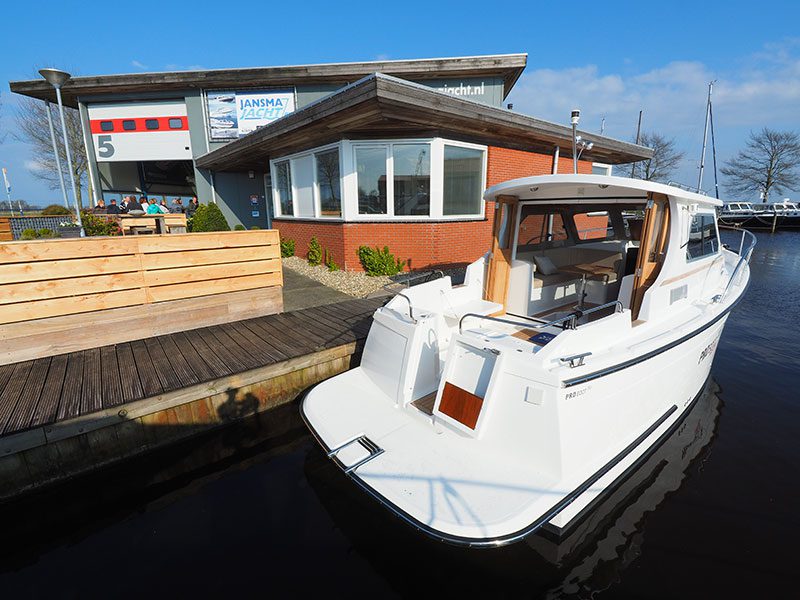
[87,100,192,162]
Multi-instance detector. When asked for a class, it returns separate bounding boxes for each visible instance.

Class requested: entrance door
[484,195,519,314]
[630,193,670,320]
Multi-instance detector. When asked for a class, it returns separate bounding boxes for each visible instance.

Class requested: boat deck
[0,297,383,439]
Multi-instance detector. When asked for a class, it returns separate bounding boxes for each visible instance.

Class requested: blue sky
[1,0,799,203]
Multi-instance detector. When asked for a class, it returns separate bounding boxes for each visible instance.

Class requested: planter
[58,226,82,238]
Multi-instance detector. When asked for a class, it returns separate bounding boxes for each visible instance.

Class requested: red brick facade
[274,146,594,271]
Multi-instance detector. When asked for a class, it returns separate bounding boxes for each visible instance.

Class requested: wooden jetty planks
[0,298,379,438]
[31,354,68,427]
[0,361,34,433]
[116,342,145,403]
[3,358,50,434]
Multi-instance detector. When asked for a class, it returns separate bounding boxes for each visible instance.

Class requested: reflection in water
[305,378,722,597]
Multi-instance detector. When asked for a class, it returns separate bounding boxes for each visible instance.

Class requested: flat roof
[194,74,653,171]
[9,54,527,108]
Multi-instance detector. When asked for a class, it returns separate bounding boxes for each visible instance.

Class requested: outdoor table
[560,263,617,309]
[118,214,167,235]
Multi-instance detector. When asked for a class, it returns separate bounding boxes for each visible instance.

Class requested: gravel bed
[283,256,468,298]
[283,256,392,298]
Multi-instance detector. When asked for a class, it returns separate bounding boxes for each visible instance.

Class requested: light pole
[44,100,70,208]
[571,109,580,174]
[39,68,84,236]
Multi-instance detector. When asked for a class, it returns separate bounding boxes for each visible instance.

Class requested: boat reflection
[304,377,722,597]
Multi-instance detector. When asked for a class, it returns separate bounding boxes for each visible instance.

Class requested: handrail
[384,270,446,324]
[715,226,757,304]
[459,300,623,335]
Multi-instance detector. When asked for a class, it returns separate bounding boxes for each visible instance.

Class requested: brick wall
[274,147,594,271]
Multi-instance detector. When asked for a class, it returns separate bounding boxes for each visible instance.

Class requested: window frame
[269,138,486,222]
[270,142,343,220]
[685,212,720,263]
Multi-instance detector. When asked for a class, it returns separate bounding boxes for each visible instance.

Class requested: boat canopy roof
[484,174,723,207]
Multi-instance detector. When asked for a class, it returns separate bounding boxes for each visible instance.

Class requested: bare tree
[632,132,685,182]
[14,96,90,207]
[721,128,800,202]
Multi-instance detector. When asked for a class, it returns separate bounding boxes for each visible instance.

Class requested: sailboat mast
[697,81,713,191]
[709,97,720,199]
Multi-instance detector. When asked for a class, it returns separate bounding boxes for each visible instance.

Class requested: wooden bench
[0,231,283,364]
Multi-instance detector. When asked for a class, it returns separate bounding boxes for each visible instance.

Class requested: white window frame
[271,137,487,222]
[441,140,488,220]
[270,141,344,220]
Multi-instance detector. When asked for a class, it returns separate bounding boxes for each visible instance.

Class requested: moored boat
[302,174,754,547]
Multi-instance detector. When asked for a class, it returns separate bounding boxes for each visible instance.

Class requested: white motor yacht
[302,174,754,547]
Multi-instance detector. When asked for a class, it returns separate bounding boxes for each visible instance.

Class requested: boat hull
[301,309,733,548]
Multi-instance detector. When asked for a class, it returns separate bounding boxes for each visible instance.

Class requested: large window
[393,144,430,216]
[686,213,719,261]
[293,155,315,217]
[356,147,388,215]
[273,139,485,221]
[443,145,483,216]
[275,161,292,216]
[316,149,341,217]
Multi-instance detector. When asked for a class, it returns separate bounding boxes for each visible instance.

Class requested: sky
[1,0,799,204]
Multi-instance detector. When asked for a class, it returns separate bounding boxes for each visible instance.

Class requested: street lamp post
[39,68,84,236]
[44,100,70,208]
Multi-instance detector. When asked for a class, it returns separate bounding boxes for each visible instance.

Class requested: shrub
[191,202,230,232]
[357,245,406,276]
[37,228,57,238]
[186,216,194,232]
[233,224,246,231]
[80,211,121,237]
[325,250,340,272]
[249,225,261,230]
[307,237,322,266]
[20,228,38,240]
[41,204,72,216]
[280,237,295,257]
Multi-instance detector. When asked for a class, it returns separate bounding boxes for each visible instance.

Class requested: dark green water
[0,231,797,599]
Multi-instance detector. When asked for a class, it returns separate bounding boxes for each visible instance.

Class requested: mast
[697,81,713,192]
[709,95,720,199]
[630,110,643,177]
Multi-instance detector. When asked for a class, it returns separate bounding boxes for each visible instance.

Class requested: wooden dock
[0,297,383,500]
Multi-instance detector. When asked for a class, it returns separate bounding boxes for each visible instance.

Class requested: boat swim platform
[0,297,383,501]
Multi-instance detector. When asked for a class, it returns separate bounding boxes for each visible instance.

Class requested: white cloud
[131,59,148,70]
[24,160,44,172]
[507,40,800,196]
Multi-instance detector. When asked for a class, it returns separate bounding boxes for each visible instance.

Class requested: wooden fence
[0,231,283,363]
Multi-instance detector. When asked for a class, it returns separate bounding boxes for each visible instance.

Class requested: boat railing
[458,300,624,335]
[715,226,757,304]
[386,270,446,323]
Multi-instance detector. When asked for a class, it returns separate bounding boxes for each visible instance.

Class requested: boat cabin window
[517,209,569,251]
[574,210,614,241]
[686,213,719,261]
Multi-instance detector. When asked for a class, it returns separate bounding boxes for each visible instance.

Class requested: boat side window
[516,208,568,252]
[573,210,614,241]
[686,213,719,261]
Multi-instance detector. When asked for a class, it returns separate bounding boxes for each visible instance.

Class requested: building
[10,54,651,271]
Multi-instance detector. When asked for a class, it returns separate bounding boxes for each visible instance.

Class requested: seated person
[92,199,107,214]
[106,199,120,215]
[169,198,185,213]
[146,200,162,214]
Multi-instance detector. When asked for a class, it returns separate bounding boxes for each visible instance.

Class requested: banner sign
[207,89,295,140]
[87,100,192,162]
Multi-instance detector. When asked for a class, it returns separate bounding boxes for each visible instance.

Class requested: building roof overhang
[9,54,528,108]
[193,74,654,172]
